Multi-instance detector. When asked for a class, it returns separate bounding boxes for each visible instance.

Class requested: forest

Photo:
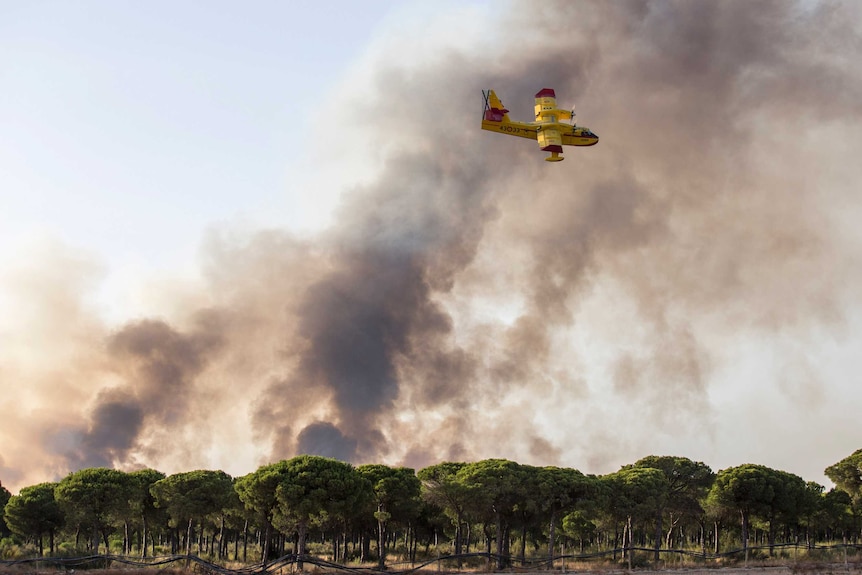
[2,449,861,570]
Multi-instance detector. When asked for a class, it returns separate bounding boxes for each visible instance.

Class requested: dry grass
[1,561,861,575]
[0,570,188,575]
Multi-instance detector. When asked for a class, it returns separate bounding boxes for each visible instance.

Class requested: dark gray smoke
[296,422,358,461]
[256,150,497,461]
[79,391,144,468]
[52,315,224,470]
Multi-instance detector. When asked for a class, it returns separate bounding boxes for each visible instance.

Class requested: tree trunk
[377,517,386,569]
[503,524,511,566]
[622,518,628,557]
[220,517,226,559]
[361,531,370,562]
[548,508,557,565]
[261,520,271,565]
[454,511,463,555]
[242,520,248,563]
[768,519,776,556]
[654,511,663,562]
[520,522,527,564]
[483,524,492,570]
[712,520,721,555]
[297,520,308,570]
[495,512,504,570]
[185,518,194,568]
[627,516,633,571]
[186,518,194,556]
[141,514,148,558]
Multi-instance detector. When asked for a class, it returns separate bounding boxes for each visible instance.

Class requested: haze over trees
[2,451,861,567]
[0,481,11,541]
[357,463,421,569]
[54,468,130,554]
[826,449,862,509]
[150,469,234,557]
[2,482,63,556]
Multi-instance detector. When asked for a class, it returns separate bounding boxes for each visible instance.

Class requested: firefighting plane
[481,88,598,162]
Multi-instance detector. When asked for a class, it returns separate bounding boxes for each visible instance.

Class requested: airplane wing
[482,120,539,141]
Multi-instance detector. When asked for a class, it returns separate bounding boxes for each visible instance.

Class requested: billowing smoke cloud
[2,0,862,491]
[56,316,224,469]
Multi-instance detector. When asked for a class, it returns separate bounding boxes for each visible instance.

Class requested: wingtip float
[481,88,598,162]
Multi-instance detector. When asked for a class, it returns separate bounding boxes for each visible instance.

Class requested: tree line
[2,449,861,568]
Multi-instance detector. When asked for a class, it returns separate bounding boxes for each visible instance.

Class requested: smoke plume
[2,0,861,491]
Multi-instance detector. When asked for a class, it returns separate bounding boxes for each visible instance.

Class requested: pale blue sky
[1,0,400,278]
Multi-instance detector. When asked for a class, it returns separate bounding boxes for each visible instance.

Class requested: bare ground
[2,562,861,575]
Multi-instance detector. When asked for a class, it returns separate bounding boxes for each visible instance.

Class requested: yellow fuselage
[480,119,599,144]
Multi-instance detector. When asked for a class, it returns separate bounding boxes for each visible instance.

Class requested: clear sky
[2,0,861,494]
[1,0,401,307]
